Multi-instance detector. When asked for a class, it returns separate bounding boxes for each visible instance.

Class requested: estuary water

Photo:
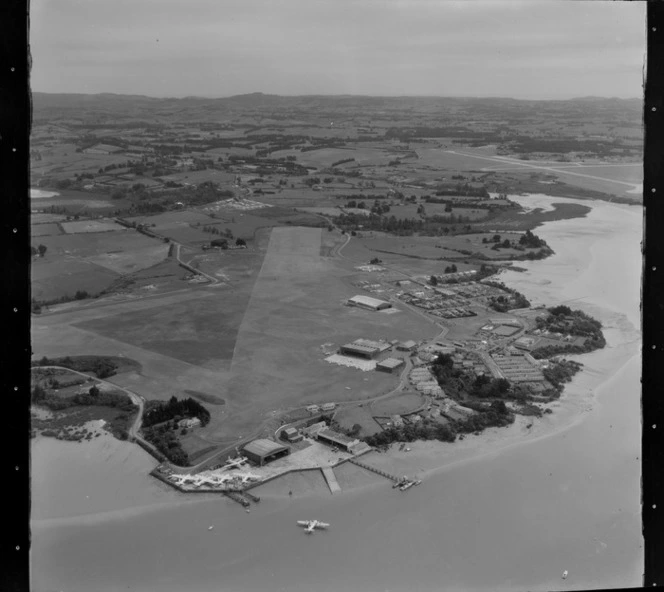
[31,195,643,592]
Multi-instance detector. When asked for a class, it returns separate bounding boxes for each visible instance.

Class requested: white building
[347,295,392,311]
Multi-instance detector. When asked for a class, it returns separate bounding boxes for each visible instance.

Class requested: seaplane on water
[297,520,330,534]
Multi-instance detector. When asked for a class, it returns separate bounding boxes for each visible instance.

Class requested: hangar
[347,295,392,311]
[340,338,392,359]
[376,358,405,373]
[242,439,290,466]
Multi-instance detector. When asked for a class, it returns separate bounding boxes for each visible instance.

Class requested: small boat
[208,526,214,531]
[400,481,414,491]
[562,570,568,580]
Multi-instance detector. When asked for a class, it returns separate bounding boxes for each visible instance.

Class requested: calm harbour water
[31,195,643,592]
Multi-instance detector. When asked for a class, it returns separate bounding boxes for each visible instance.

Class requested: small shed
[281,427,303,443]
[397,340,417,352]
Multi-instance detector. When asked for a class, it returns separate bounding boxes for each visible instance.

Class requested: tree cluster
[32,355,119,378]
[142,395,210,428]
[142,424,189,466]
[364,420,456,448]
[469,375,511,398]
[454,400,514,433]
[519,229,547,249]
[542,359,583,390]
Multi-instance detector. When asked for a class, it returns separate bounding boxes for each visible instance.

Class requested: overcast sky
[30,0,646,99]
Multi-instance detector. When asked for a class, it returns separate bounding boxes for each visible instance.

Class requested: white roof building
[347,295,392,311]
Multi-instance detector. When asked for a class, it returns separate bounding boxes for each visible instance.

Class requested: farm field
[61,219,125,233]
[158,169,235,185]
[150,225,212,245]
[100,257,191,292]
[31,229,170,301]
[32,258,121,302]
[195,214,280,242]
[297,206,343,217]
[31,230,163,258]
[31,223,62,237]
[30,189,121,213]
[346,234,468,262]
[31,144,129,178]
[30,213,70,224]
[75,291,246,368]
[369,392,425,416]
[333,406,383,437]
[127,210,214,226]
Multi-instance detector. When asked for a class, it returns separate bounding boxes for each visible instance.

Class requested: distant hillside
[31,92,643,126]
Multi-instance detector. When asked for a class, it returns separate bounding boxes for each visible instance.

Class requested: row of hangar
[242,422,370,466]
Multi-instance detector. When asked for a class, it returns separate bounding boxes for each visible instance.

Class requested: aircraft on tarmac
[297,520,330,534]
[223,456,248,470]
[236,472,261,484]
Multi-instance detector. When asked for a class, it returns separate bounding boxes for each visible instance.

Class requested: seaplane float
[297,520,330,534]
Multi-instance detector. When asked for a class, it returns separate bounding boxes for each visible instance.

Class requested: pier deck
[321,466,341,493]
[348,457,402,483]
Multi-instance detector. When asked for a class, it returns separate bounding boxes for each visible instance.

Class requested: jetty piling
[348,458,401,484]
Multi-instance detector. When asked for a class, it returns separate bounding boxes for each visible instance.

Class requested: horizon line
[31,90,642,102]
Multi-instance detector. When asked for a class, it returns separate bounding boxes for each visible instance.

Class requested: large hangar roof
[243,439,289,458]
[348,295,391,308]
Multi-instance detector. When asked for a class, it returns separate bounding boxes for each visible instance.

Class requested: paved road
[444,150,639,188]
[176,243,221,285]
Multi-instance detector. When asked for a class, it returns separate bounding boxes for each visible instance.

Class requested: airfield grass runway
[32,226,439,445]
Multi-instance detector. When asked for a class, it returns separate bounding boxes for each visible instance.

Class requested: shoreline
[31,192,641,520]
[350,193,640,489]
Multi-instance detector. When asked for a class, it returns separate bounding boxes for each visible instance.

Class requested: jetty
[321,466,341,493]
[348,458,421,491]
[348,457,402,484]
[242,491,261,504]
[223,491,251,508]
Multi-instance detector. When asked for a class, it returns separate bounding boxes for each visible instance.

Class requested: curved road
[37,366,147,448]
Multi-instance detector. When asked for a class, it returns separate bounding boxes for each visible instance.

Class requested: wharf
[348,457,402,484]
[321,466,341,494]
[224,491,250,508]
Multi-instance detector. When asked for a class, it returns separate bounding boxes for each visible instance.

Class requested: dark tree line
[363,399,513,448]
[364,420,456,447]
[31,382,136,413]
[32,355,119,378]
[334,212,475,236]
